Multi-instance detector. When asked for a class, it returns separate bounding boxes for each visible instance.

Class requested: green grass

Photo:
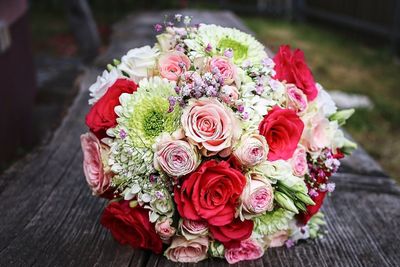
[243,17,400,181]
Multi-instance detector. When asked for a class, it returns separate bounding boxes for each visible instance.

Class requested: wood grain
[0,10,399,267]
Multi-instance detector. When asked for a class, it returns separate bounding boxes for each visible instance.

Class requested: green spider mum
[253,208,294,236]
[115,77,181,148]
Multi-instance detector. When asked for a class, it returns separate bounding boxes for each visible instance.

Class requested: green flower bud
[329,109,355,126]
[208,241,225,258]
[275,192,299,214]
[341,138,357,155]
[295,192,316,206]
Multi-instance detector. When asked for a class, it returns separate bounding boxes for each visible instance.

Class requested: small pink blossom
[181,98,241,157]
[158,51,191,81]
[207,56,237,85]
[233,134,268,167]
[80,132,113,195]
[286,84,308,115]
[290,145,308,177]
[219,85,239,104]
[224,239,264,264]
[165,236,209,263]
[155,217,176,242]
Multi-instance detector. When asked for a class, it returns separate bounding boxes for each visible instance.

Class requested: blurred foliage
[244,17,400,181]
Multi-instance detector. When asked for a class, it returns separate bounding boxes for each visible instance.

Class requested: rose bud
[286,83,308,115]
[240,173,274,219]
[180,219,208,240]
[233,134,268,167]
[290,145,308,177]
[155,217,176,242]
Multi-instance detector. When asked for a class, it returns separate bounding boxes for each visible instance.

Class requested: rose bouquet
[80,15,356,264]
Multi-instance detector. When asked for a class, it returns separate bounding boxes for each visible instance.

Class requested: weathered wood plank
[0,10,399,267]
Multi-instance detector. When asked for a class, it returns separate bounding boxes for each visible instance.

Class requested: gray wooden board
[0,10,399,267]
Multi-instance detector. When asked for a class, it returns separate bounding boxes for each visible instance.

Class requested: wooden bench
[1,10,399,267]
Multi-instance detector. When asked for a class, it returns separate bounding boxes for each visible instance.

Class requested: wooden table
[1,10,399,267]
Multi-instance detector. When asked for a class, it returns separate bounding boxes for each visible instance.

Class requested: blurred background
[0,0,399,182]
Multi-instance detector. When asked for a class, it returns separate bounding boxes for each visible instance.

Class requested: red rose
[86,78,138,138]
[259,106,304,161]
[273,45,317,101]
[209,218,254,248]
[100,200,163,254]
[297,189,327,225]
[174,160,246,226]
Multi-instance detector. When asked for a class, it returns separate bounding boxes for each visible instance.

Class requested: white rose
[88,68,122,105]
[316,83,337,117]
[118,45,160,82]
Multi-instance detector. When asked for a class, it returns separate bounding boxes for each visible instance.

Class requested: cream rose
[88,68,123,105]
[266,230,289,248]
[158,51,191,81]
[165,236,209,263]
[118,45,159,82]
[180,219,208,240]
[233,134,268,167]
[181,98,241,157]
[80,132,112,195]
[153,132,200,177]
[302,111,336,151]
[240,173,274,219]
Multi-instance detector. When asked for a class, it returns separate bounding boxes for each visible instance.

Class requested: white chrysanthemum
[88,68,123,105]
[185,24,267,64]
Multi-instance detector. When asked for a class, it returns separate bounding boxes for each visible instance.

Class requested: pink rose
[267,230,289,247]
[240,173,274,219]
[80,132,113,195]
[158,51,191,81]
[208,56,236,85]
[154,133,200,177]
[302,112,334,151]
[233,134,268,167]
[155,217,176,242]
[180,219,208,240]
[219,85,239,104]
[181,98,241,157]
[286,84,308,115]
[165,236,209,263]
[291,146,308,176]
[224,239,264,264]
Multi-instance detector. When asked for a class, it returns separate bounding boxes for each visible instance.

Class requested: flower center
[142,109,165,138]
[218,38,248,63]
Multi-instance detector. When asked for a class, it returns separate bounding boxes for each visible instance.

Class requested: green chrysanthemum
[253,208,294,236]
[185,24,267,64]
[115,77,181,148]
